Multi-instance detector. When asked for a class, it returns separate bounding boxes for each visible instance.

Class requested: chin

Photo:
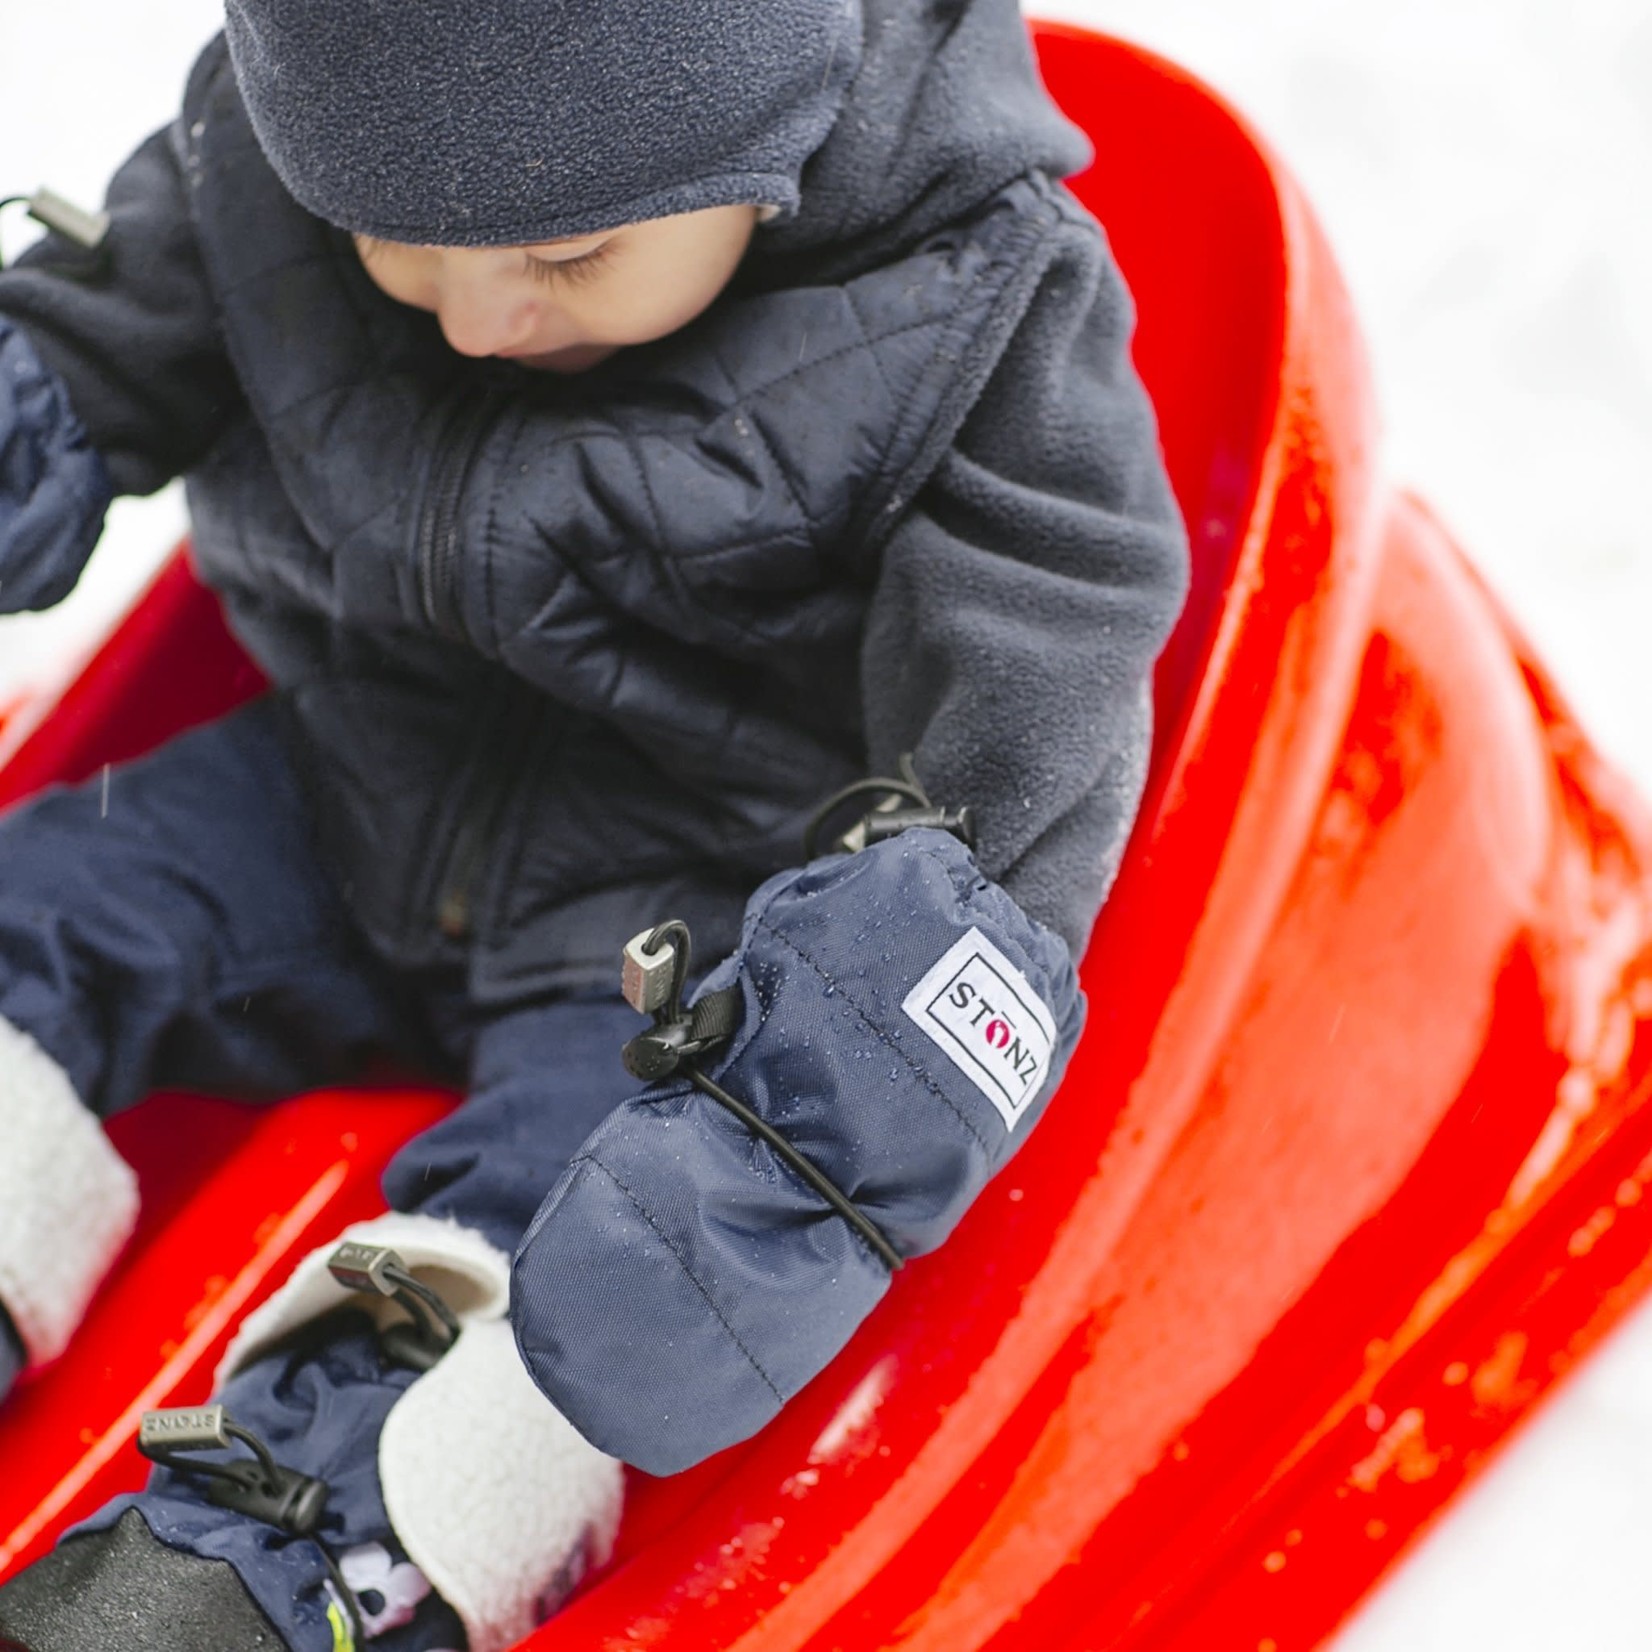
[505,342,620,374]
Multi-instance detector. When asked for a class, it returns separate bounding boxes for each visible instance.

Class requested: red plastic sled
[3,24,1651,1652]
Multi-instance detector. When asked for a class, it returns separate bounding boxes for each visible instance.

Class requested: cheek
[590,260,737,347]
[360,250,438,311]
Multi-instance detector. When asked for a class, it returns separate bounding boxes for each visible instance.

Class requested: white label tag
[901,928,1056,1131]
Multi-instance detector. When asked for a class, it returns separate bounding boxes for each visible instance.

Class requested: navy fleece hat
[223,0,863,246]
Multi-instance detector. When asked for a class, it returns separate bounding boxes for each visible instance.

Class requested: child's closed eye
[523,243,616,288]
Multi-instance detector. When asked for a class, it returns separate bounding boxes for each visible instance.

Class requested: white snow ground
[1,2,1649,1644]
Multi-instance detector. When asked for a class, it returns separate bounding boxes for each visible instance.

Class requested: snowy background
[1,1,1649,1644]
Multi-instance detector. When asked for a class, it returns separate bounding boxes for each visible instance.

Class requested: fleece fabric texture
[224,0,863,244]
[754,0,1093,273]
[0,1013,139,1364]
[379,1317,622,1652]
[514,829,1084,1474]
[0,0,1189,998]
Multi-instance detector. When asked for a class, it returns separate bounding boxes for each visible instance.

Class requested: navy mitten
[0,318,112,615]
[512,830,1084,1474]
[0,1302,22,1404]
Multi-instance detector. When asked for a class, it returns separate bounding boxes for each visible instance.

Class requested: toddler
[0,1,1188,1647]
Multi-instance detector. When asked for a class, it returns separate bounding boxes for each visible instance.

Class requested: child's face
[354,203,759,374]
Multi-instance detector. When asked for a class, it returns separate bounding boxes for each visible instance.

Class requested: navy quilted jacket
[0,0,1189,1004]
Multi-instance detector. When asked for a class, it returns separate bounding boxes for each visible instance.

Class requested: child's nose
[434,281,540,358]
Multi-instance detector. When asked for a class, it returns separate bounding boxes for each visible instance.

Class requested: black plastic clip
[862,803,976,848]
[139,1405,364,1645]
[138,1405,329,1535]
[327,1242,461,1371]
[619,920,739,1082]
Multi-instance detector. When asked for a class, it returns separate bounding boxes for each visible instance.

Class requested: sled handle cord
[683,1061,905,1272]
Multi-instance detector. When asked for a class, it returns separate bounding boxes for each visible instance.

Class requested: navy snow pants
[0,701,644,1649]
[0,698,641,1252]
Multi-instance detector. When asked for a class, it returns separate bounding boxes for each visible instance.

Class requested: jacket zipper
[435,686,545,941]
[416,392,499,645]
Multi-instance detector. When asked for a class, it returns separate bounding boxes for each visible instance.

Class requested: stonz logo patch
[901,928,1056,1130]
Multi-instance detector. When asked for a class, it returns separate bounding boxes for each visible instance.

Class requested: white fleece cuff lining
[217,1211,512,1382]
[219,1211,623,1646]
[0,1014,139,1364]
[381,1318,624,1652]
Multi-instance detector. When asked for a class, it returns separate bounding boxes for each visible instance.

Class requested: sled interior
[0,21,1422,1647]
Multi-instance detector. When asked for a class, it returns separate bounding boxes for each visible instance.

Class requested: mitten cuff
[217,1210,511,1381]
[382,1318,623,1652]
[0,1014,138,1364]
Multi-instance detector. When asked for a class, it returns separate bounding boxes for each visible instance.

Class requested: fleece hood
[223,0,1088,262]
[224,0,864,245]
[752,0,1093,278]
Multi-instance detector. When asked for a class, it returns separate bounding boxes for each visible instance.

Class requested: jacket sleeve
[0,124,238,502]
[857,211,1190,956]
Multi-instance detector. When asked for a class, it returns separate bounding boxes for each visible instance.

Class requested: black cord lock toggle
[802,753,976,861]
[615,919,905,1272]
[139,1405,367,1645]
[138,1405,329,1536]
[620,920,740,1082]
[861,803,976,849]
[327,1242,461,1371]
[0,189,111,274]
